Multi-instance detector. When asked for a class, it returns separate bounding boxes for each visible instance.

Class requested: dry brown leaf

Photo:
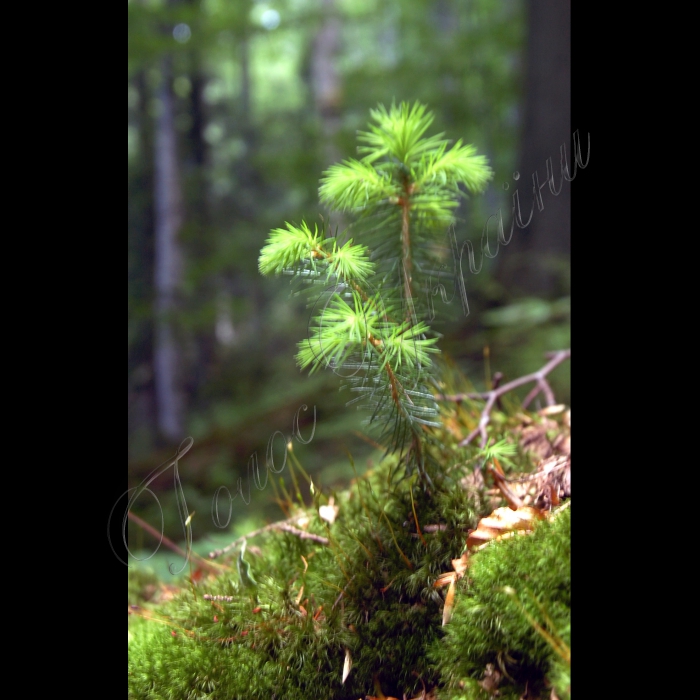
[434,552,469,589]
[538,404,566,416]
[442,579,456,626]
[452,552,470,577]
[518,407,570,463]
[434,571,456,588]
[434,551,469,625]
[533,455,571,510]
[466,506,544,550]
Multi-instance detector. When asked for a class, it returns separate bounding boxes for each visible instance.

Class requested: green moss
[129,615,278,700]
[128,566,160,607]
[128,474,569,699]
[128,450,481,699]
[429,505,570,699]
[128,435,569,700]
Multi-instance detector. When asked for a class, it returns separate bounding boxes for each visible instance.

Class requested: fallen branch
[437,350,570,449]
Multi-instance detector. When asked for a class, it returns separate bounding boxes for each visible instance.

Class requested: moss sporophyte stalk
[128,102,571,700]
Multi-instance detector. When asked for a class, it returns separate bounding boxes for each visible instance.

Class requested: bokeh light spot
[173,23,191,43]
[260,9,280,30]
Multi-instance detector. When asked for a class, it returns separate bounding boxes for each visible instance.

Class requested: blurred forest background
[127,0,571,554]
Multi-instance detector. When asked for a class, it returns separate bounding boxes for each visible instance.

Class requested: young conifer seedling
[129,103,570,700]
[259,102,493,486]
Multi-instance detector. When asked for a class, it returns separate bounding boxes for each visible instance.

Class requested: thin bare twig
[128,511,222,573]
[492,371,504,411]
[487,464,523,510]
[203,594,234,602]
[332,574,357,611]
[275,523,330,545]
[437,350,570,449]
[208,517,297,559]
[208,516,328,559]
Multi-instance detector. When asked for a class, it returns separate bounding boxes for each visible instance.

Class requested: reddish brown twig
[486,463,523,510]
[127,511,221,574]
[437,350,570,448]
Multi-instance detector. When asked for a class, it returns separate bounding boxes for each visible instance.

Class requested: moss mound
[129,438,570,699]
[429,504,570,699]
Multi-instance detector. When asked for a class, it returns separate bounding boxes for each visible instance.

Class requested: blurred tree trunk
[237,32,267,339]
[183,31,218,391]
[497,0,570,297]
[153,57,185,442]
[311,0,344,238]
[311,0,342,167]
[237,35,257,223]
[128,71,157,458]
[240,35,251,135]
